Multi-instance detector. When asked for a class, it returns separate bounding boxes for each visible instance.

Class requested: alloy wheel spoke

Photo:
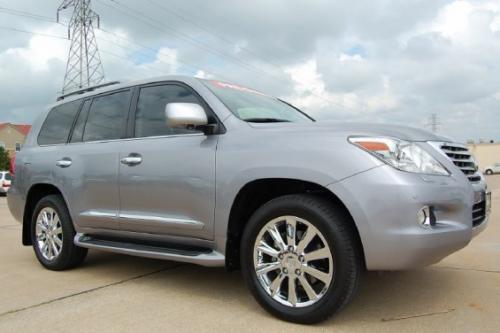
[256,262,281,276]
[267,225,286,251]
[269,273,285,297]
[304,247,330,262]
[303,265,332,285]
[288,277,297,306]
[53,236,63,247]
[257,241,279,258]
[286,217,296,247]
[296,226,317,253]
[53,226,63,236]
[46,239,53,259]
[298,275,317,301]
[51,239,59,256]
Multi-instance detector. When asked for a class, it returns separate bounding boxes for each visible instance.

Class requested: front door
[118,83,217,240]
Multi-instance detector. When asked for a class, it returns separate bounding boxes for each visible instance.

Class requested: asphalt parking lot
[0,176,499,333]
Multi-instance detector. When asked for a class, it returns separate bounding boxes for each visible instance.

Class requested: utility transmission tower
[57,0,105,94]
[427,113,441,133]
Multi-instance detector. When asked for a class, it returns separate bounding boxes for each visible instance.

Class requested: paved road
[0,176,499,332]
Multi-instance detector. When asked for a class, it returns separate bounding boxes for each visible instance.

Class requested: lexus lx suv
[7,76,491,323]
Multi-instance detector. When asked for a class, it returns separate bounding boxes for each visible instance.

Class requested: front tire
[485,169,493,175]
[31,194,87,271]
[241,194,362,324]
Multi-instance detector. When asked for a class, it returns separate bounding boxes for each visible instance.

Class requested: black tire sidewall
[241,195,360,324]
[485,170,492,175]
[31,195,80,270]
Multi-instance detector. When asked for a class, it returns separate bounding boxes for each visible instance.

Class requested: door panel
[118,83,218,240]
[54,89,132,230]
[54,141,123,230]
[118,135,217,239]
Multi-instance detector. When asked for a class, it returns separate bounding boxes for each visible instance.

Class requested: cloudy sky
[0,0,499,142]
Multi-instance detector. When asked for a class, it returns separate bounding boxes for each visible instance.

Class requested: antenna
[57,0,105,94]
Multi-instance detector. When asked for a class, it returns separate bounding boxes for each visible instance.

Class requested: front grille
[439,143,481,182]
[472,200,486,227]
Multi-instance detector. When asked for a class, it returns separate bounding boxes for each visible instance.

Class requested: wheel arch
[225,178,365,270]
[22,183,65,245]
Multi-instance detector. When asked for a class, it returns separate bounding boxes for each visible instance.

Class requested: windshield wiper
[245,118,291,123]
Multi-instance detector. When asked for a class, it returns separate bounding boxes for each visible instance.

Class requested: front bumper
[328,165,489,270]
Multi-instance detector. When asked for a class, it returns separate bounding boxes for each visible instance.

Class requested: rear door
[118,83,217,240]
[52,90,132,230]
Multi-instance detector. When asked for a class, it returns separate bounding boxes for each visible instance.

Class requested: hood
[249,121,454,142]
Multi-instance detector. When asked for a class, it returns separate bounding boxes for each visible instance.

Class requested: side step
[74,233,225,267]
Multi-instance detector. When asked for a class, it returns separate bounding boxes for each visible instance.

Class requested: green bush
[0,147,11,171]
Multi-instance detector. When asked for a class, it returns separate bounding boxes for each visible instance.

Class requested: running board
[74,233,225,267]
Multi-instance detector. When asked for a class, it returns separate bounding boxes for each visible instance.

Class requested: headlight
[349,137,450,176]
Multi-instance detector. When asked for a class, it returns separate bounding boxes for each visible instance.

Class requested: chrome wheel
[253,216,334,308]
[35,207,63,261]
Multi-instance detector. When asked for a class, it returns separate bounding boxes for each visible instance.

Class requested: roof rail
[56,81,121,101]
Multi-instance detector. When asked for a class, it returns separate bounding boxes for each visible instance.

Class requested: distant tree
[0,147,10,171]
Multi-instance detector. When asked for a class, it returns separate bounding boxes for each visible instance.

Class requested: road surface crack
[435,266,500,274]
[381,308,455,322]
[0,264,182,318]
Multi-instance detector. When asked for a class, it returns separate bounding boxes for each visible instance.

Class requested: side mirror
[165,103,208,129]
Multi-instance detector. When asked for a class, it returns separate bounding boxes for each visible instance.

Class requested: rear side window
[83,90,131,142]
[134,85,201,138]
[4,173,11,181]
[38,100,82,145]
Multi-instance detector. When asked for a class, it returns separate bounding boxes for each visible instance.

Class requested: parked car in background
[6,76,491,324]
[484,163,500,175]
[0,171,11,195]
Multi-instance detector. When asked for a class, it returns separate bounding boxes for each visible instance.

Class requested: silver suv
[7,76,491,323]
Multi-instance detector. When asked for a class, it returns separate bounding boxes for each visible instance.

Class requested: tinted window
[204,80,313,123]
[70,100,91,143]
[5,173,11,181]
[83,91,130,142]
[135,85,201,137]
[38,100,82,145]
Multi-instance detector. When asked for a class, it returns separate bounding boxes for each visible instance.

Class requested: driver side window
[134,84,203,138]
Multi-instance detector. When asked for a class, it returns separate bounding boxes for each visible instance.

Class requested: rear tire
[31,194,87,271]
[240,194,362,324]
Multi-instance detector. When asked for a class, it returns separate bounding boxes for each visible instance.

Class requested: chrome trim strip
[80,210,118,218]
[118,213,204,230]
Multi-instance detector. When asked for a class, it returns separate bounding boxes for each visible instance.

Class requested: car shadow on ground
[80,250,461,325]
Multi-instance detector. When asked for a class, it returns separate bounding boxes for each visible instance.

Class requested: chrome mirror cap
[165,103,208,128]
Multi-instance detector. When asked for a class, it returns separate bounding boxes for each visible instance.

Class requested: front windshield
[203,80,314,123]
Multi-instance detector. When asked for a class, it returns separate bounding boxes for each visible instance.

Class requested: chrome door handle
[56,158,72,168]
[121,155,142,166]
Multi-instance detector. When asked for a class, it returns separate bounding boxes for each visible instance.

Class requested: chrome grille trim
[429,142,481,182]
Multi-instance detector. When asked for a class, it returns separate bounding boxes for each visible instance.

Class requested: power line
[1,4,357,111]
[96,0,355,110]
[0,26,68,40]
[145,0,284,70]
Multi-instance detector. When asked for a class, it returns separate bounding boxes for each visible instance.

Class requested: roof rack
[56,81,121,101]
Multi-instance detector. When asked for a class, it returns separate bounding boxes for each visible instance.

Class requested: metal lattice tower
[57,0,104,94]
[427,113,442,133]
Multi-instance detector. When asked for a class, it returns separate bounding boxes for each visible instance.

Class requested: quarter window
[134,85,202,138]
[83,90,131,142]
[38,100,82,145]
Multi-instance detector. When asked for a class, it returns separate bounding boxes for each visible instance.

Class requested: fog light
[417,206,436,228]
